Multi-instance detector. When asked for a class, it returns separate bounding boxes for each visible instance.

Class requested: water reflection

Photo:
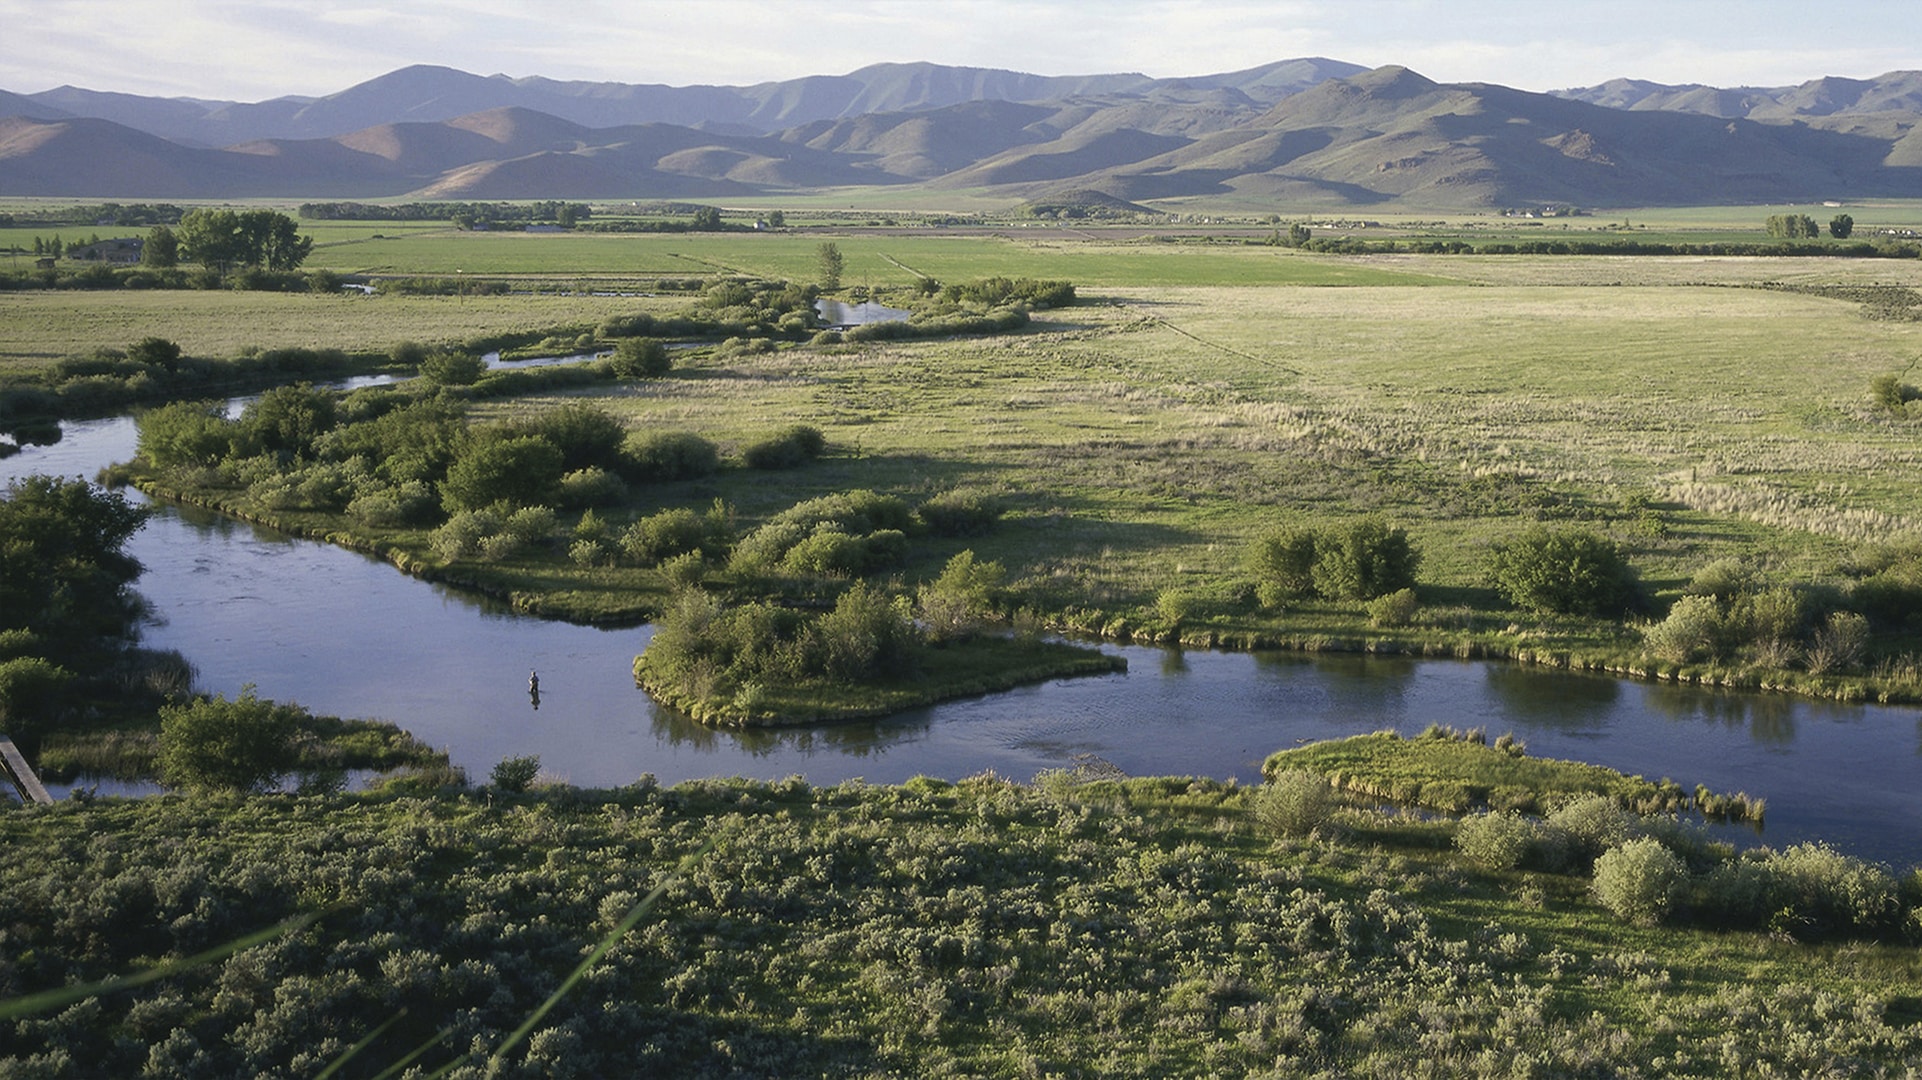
[1483,665,1620,733]
[647,701,936,758]
[1643,684,1798,746]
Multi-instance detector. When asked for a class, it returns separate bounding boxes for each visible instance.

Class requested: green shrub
[1760,842,1902,940]
[1255,770,1337,837]
[1366,587,1420,628]
[1544,794,1632,869]
[557,466,627,509]
[1487,527,1639,616]
[1246,527,1319,601]
[805,582,919,682]
[490,754,541,793]
[917,550,1007,643]
[621,431,719,482]
[622,508,713,566]
[1311,519,1420,601]
[1455,810,1537,871]
[431,508,500,560]
[1642,594,1726,663]
[419,349,485,386]
[441,434,565,512]
[610,337,671,377]
[157,687,298,793]
[741,424,827,469]
[1592,838,1686,925]
[1804,611,1870,674]
[917,487,1003,536]
[780,525,870,577]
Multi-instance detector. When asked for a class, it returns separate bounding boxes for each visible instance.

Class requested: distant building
[67,237,144,264]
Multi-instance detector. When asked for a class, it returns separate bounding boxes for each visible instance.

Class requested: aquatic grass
[1262,730,1752,820]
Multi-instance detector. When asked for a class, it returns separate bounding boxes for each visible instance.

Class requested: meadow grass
[0,289,655,372]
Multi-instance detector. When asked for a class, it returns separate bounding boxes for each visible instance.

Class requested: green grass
[638,636,1126,726]
[118,266,1922,702]
[0,289,654,372]
[1263,729,1723,816]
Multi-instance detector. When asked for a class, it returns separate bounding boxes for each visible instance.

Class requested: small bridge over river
[0,734,53,805]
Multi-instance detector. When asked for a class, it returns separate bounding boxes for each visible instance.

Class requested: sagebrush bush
[1367,587,1420,628]
[1643,594,1725,663]
[741,424,826,469]
[621,431,719,482]
[1456,810,1538,871]
[1592,838,1686,926]
[1254,770,1337,837]
[917,487,1003,536]
[1545,795,1632,869]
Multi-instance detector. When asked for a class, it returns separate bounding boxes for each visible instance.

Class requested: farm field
[0,289,661,372]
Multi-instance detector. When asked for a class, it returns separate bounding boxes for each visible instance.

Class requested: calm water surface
[7,413,1919,866]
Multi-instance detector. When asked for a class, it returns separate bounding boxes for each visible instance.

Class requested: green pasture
[299,229,1460,285]
[0,289,654,371]
[437,276,1922,662]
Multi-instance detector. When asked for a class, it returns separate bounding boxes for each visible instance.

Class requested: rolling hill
[3,61,1920,207]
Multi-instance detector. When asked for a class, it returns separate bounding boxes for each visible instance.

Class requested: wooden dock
[0,735,53,805]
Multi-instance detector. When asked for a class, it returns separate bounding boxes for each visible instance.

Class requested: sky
[5,0,1921,102]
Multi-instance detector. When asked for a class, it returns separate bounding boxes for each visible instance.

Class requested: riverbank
[125,473,1922,715]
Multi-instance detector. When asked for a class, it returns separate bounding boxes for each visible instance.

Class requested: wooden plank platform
[0,735,53,805]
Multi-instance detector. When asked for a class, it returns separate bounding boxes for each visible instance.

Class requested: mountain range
[3,60,1920,208]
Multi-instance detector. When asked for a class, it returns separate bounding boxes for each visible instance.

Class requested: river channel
[6,404,1919,867]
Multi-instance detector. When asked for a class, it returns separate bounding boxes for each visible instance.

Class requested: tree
[0,476,151,653]
[142,224,178,268]
[691,206,723,230]
[1310,519,1421,601]
[441,435,565,512]
[817,241,844,290]
[176,208,313,273]
[610,337,671,378]
[1288,223,1311,247]
[1487,526,1639,616]
[766,210,785,228]
[1765,213,1820,240]
[239,383,336,457]
[419,349,486,386]
[157,687,298,792]
[1830,213,1854,239]
[127,336,182,371]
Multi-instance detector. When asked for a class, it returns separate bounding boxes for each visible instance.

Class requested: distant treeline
[298,201,592,225]
[1283,236,1922,258]
[0,202,184,228]
[0,344,370,429]
[0,265,344,294]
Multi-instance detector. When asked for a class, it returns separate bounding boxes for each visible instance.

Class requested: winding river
[6,407,1920,867]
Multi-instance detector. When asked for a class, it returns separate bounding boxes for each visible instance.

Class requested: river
[5,407,1919,867]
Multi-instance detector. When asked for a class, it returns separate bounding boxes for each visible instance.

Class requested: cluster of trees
[173,209,312,273]
[1453,791,1915,941]
[1642,547,1922,676]
[1,340,361,429]
[298,201,591,227]
[1245,518,1421,608]
[1763,213,1855,239]
[0,477,150,756]
[600,278,822,342]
